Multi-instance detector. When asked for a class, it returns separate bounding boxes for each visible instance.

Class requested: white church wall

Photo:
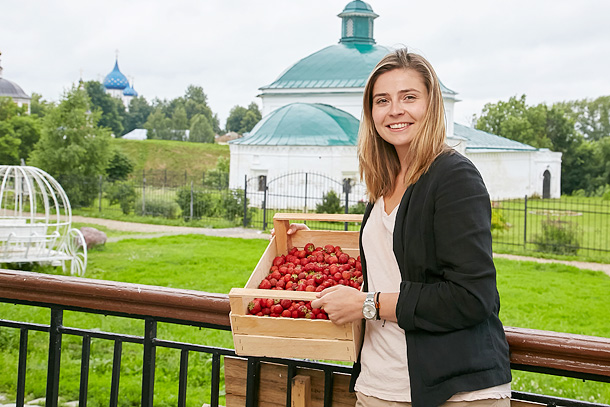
[530,149,562,199]
[466,151,535,200]
[229,144,359,208]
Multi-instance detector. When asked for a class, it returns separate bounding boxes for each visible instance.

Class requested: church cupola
[338,0,378,45]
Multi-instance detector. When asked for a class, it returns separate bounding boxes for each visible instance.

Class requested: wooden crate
[229,212,364,362]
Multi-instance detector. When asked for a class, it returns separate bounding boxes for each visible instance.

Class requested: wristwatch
[362,292,379,320]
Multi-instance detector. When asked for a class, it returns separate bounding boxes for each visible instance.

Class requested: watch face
[363,304,377,320]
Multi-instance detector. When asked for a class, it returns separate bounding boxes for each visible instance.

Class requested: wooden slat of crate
[233,334,360,361]
[231,313,358,340]
[224,356,357,407]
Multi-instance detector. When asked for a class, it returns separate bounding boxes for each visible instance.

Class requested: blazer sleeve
[396,155,499,333]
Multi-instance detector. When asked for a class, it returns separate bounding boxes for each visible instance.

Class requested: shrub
[316,190,343,214]
[175,186,217,219]
[105,181,136,215]
[219,189,246,221]
[533,218,580,255]
[349,200,367,214]
[135,197,180,219]
[491,206,510,232]
[106,150,134,181]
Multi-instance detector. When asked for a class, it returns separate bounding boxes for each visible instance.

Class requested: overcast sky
[1,0,609,127]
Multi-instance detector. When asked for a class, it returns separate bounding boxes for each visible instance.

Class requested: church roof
[261,43,392,90]
[103,59,129,90]
[123,83,138,96]
[454,123,537,152]
[230,102,359,146]
[0,78,30,100]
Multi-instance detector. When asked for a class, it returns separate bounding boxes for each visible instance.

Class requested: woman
[283,48,511,406]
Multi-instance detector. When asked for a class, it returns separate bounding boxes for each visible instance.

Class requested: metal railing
[0,269,609,406]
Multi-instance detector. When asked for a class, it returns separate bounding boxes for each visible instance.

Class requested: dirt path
[72,216,610,277]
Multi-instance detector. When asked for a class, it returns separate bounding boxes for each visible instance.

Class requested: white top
[355,196,511,402]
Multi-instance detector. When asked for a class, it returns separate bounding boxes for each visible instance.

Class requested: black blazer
[353,151,511,407]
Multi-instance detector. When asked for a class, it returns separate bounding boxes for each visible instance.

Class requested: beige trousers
[355,392,511,407]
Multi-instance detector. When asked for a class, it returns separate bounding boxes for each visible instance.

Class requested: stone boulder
[80,227,107,249]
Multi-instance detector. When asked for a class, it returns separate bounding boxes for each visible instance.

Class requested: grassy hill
[112,138,230,175]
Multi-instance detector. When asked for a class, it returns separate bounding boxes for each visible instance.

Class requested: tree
[0,97,41,164]
[84,80,126,136]
[29,86,112,206]
[189,114,215,143]
[29,92,53,118]
[106,149,134,181]
[144,109,173,140]
[559,96,610,141]
[225,102,262,134]
[475,95,552,148]
[123,96,153,135]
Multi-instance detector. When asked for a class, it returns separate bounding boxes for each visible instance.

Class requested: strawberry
[272,255,285,267]
[248,299,262,314]
[281,309,292,318]
[280,299,292,309]
[324,244,335,253]
[338,253,349,264]
[259,279,272,289]
[271,304,284,314]
[304,242,315,254]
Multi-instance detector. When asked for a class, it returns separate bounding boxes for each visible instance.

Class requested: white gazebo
[0,166,87,276]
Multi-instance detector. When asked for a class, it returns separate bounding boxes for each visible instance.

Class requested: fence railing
[64,172,610,260]
[0,269,609,406]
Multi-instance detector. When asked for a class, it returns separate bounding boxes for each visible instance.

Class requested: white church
[229,0,562,201]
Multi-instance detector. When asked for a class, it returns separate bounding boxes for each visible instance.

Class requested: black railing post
[243,175,248,227]
[210,353,221,407]
[178,349,188,407]
[304,173,308,213]
[79,335,91,407]
[16,328,28,407]
[98,175,103,212]
[262,185,268,231]
[343,178,350,231]
[46,307,63,407]
[141,318,157,407]
[110,340,123,407]
[524,195,528,249]
[245,357,260,407]
[190,181,194,222]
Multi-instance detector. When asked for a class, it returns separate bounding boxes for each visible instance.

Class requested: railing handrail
[1,268,609,382]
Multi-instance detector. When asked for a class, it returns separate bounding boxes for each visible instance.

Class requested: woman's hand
[311,285,366,325]
[269,223,309,239]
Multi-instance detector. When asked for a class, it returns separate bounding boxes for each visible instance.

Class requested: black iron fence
[0,269,609,407]
[64,172,609,260]
[492,196,610,260]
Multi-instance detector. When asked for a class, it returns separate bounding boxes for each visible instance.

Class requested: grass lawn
[0,233,609,405]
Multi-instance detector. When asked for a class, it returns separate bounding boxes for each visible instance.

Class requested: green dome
[230,103,359,146]
[261,43,392,90]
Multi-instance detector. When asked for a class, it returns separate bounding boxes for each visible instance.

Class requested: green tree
[123,96,153,135]
[559,96,610,141]
[144,108,173,140]
[225,105,247,133]
[0,97,41,164]
[84,81,126,136]
[29,86,112,206]
[225,102,262,134]
[189,114,215,143]
[475,95,552,148]
[316,190,343,214]
[29,92,53,118]
[106,149,134,181]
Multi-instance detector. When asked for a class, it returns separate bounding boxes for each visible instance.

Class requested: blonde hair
[358,48,450,202]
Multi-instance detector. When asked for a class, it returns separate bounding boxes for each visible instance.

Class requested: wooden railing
[0,268,609,406]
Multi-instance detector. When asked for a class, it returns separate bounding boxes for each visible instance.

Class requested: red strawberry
[271,304,284,314]
[338,253,349,264]
[248,299,262,314]
[259,279,272,289]
[273,256,285,267]
[324,244,335,253]
[280,299,292,309]
[304,243,315,254]
[281,309,292,318]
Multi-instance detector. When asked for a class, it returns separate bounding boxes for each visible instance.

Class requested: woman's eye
[375,98,388,104]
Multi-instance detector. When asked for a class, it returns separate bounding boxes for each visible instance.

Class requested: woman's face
[371,68,429,154]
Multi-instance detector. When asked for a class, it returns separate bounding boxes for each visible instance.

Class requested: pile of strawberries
[247,243,363,318]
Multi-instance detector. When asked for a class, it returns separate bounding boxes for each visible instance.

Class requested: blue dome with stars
[103,60,129,90]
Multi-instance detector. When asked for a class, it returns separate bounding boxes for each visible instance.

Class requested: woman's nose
[389,101,405,116]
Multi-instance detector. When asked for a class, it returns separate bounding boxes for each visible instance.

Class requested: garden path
[73,216,610,278]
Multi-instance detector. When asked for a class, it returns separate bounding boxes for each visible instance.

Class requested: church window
[346,19,354,36]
